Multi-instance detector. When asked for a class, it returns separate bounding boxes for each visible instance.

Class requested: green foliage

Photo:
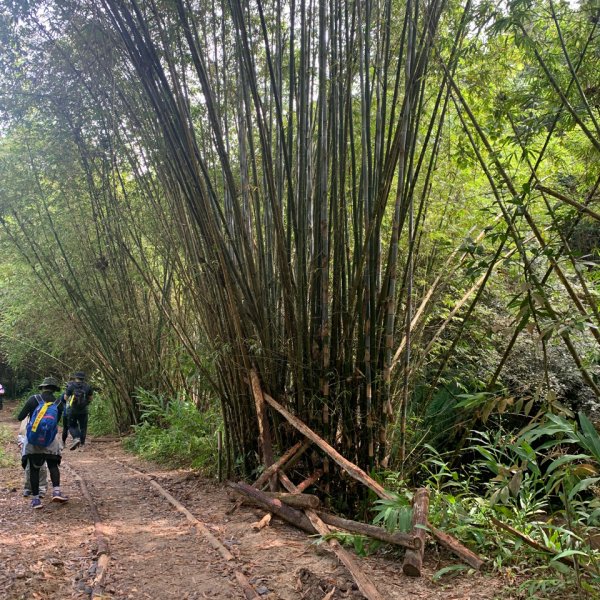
[0,425,17,467]
[124,389,222,475]
[87,395,118,436]
[316,532,380,557]
[378,414,600,595]
[372,488,414,533]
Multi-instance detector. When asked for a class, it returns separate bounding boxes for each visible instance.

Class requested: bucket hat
[72,371,86,380]
[38,376,60,390]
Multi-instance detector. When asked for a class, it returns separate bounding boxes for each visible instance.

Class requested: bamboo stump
[402,488,429,576]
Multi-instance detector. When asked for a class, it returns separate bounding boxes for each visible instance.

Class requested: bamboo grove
[0,0,598,478]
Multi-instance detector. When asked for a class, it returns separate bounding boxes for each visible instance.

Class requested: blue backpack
[26,395,60,447]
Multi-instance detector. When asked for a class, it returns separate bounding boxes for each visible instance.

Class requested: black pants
[69,412,89,445]
[62,412,70,443]
[26,454,60,495]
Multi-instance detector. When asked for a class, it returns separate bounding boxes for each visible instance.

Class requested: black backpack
[67,383,90,411]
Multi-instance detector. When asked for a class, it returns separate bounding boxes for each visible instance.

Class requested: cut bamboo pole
[429,524,484,570]
[228,482,316,533]
[316,512,419,550]
[402,488,429,576]
[232,489,321,510]
[253,440,310,490]
[278,472,385,600]
[250,369,276,491]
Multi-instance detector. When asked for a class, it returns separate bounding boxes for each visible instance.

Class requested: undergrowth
[0,425,17,467]
[374,412,600,597]
[87,395,118,436]
[124,389,222,475]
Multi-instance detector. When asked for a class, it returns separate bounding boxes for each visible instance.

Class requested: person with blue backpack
[16,376,68,509]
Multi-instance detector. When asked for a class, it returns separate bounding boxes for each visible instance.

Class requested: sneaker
[70,438,81,451]
[52,489,68,503]
[31,497,43,509]
[23,489,31,497]
[39,489,47,498]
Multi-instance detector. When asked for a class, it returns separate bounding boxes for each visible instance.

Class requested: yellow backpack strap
[68,394,75,407]
[31,402,50,433]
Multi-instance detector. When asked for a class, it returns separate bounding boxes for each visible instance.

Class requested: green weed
[87,395,118,436]
[124,389,222,475]
[0,425,17,467]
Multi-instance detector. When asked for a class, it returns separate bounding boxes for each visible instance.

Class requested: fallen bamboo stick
[260,389,393,500]
[228,482,316,533]
[490,516,595,575]
[114,459,234,562]
[296,469,323,493]
[278,471,385,600]
[109,459,260,598]
[250,369,276,491]
[402,488,430,576]
[253,440,310,490]
[316,512,419,550]
[64,464,111,599]
[429,524,484,570]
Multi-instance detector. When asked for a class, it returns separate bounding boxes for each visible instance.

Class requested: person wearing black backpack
[66,371,93,450]
[16,376,68,509]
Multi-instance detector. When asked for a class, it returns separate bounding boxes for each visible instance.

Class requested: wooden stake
[250,369,276,490]
[402,488,429,576]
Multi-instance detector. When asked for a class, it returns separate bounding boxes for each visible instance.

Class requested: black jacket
[17,391,65,422]
[65,381,93,414]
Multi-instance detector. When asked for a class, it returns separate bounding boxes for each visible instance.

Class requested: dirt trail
[0,403,509,599]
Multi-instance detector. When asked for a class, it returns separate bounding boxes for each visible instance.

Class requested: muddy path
[0,403,509,599]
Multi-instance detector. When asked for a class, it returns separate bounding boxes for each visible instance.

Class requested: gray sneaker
[70,438,81,451]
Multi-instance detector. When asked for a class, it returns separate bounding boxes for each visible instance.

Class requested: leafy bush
[124,389,222,475]
[388,417,600,594]
[87,395,118,436]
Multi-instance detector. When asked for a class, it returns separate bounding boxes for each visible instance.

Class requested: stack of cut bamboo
[230,371,485,600]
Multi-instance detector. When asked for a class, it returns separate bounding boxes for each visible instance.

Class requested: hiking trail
[0,404,508,599]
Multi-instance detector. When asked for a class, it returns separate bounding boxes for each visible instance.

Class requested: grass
[0,425,17,467]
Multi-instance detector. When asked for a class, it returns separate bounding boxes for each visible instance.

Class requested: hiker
[60,376,75,448]
[16,376,68,508]
[17,419,48,497]
[65,371,93,450]
[0,382,4,410]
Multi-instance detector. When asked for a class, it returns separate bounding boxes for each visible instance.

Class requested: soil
[0,402,514,599]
